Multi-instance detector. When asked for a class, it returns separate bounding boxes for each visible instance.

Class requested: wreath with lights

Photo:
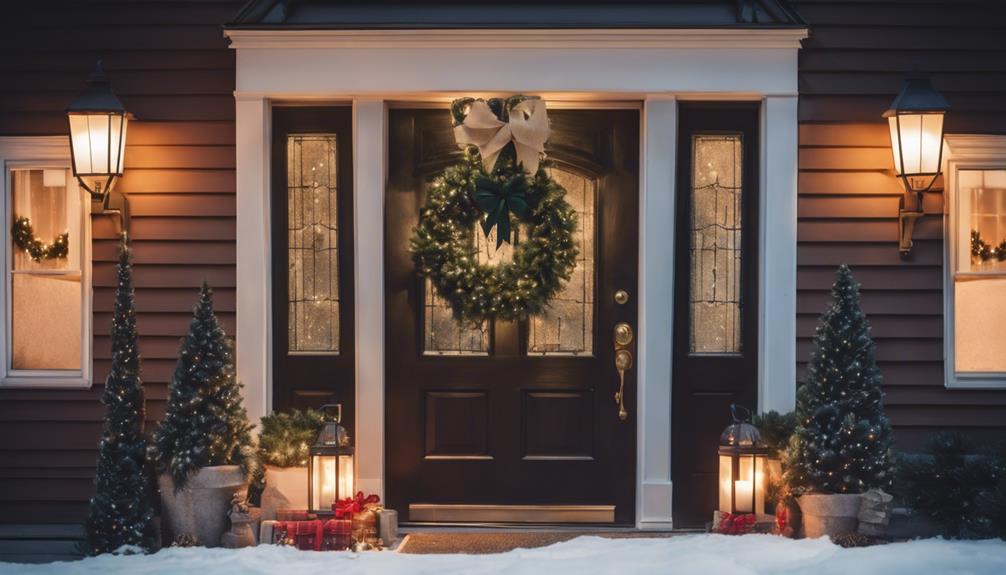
[971,229,1006,262]
[11,217,68,262]
[409,96,578,323]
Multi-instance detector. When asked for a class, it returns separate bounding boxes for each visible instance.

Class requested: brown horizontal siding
[0,0,243,523]
[793,0,1006,450]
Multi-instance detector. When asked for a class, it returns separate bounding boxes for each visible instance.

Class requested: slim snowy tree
[150,283,254,489]
[84,238,156,554]
[784,264,893,495]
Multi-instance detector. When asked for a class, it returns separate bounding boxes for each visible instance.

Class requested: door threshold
[408,503,615,524]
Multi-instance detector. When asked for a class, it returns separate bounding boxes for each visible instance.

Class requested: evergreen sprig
[150,283,255,490]
[84,237,156,555]
[784,265,893,495]
[257,408,326,468]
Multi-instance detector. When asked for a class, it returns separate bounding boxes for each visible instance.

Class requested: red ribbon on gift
[333,491,381,519]
[716,512,757,535]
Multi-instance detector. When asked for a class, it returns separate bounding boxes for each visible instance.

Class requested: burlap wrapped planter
[260,466,308,521]
[158,466,247,547]
[797,493,862,538]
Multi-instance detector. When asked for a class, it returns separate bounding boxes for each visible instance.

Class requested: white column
[637,97,676,529]
[235,95,271,424]
[759,95,799,413]
[353,100,386,498]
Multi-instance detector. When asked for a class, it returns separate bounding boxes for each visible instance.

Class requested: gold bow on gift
[453,98,550,175]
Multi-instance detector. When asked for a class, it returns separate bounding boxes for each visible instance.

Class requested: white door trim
[231,29,802,528]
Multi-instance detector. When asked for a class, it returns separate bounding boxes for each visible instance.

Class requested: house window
[2,159,90,387]
[947,136,1006,388]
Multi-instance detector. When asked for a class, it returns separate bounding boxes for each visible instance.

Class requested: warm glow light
[68,113,127,177]
[888,113,943,180]
[339,455,354,498]
[734,480,754,512]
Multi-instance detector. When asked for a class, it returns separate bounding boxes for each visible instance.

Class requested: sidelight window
[689,134,744,355]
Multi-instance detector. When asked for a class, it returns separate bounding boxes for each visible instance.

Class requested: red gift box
[273,519,352,551]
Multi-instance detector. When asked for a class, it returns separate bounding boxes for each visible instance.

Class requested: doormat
[397,531,678,555]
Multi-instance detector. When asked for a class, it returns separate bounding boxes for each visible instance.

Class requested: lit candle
[734,480,753,512]
[321,457,336,505]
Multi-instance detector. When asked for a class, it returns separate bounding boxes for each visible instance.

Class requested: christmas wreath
[410,96,578,323]
[11,216,69,262]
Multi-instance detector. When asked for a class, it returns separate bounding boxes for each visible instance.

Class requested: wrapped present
[267,519,353,551]
[352,508,379,545]
[322,519,353,551]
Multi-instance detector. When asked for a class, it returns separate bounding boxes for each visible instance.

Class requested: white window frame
[0,136,92,389]
[943,134,1006,389]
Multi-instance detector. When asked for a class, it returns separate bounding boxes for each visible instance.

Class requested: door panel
[271,107,355,427]
[386,107,638,524]
[672,104,760,527]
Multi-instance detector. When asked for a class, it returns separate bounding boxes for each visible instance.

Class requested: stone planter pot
[260,466,308,521]
[797,493,862,538]
[158,466,247,547]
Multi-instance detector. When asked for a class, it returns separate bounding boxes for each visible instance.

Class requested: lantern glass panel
[718,454,733,512]
[888,113,944,178]
[68,113,127,177]
[736,455,755,512]
[311,454,337,511]
[338,454,354,500]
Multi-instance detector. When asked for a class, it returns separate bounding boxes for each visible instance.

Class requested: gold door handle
[614,349,633,420]
[613,321,634,421]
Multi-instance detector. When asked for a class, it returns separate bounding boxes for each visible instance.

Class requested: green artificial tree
[784,264,893,495]
[150,283,254,489]
[84,238,156,554]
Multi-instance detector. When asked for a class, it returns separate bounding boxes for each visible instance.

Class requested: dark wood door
[672,103,760,527]
[386,108,639,524]
[271,107,355,428]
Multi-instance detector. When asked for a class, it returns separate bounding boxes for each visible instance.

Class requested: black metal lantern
[718,405,769,515]
[883,78,949,256]
[66,60,130,201]
[308,404,355,514]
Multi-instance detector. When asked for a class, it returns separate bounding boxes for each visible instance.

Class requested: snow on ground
[2,535,1005,575]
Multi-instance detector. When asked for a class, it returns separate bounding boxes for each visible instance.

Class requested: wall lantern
[308,404,355,515]
[883,78,949,257]
[718,405,768,515]
[66,60,130,208]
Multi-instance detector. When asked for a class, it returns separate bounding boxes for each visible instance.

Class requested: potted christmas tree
[784,265,893,538]
[150,283,255,547]
[84,238,156,554]
[257,408,326,520]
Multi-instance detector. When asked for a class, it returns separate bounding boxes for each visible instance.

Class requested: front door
[672,103,760,527]
[386,107,639,524]
[271,107,356,426]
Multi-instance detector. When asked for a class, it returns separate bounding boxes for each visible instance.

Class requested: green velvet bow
[474,174,532,248]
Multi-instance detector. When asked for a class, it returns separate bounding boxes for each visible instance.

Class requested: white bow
[453,98,550,175]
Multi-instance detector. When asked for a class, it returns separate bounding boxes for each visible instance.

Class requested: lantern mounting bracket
[898,189,924,259]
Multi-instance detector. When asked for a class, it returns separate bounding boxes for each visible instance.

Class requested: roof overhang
[224,27,807,50]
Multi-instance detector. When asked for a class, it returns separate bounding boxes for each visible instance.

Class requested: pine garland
[11,216,68,262]
[971,229,1006,262]
[409,99,578,324]
[257,408,326,468]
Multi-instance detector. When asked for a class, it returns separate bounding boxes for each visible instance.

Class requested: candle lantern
[308,404,355,515]
[718,404,769,515]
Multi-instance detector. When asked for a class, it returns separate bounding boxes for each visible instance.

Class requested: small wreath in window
[12,216,69,262]
[409,96,578,324]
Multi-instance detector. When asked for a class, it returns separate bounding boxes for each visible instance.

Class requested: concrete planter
[260,466,308,521]
[797,493,862,538]
[158,466,247,547]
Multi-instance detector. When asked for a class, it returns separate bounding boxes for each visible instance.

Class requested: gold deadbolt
[614,290,630,305]
[613,322,633,347]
